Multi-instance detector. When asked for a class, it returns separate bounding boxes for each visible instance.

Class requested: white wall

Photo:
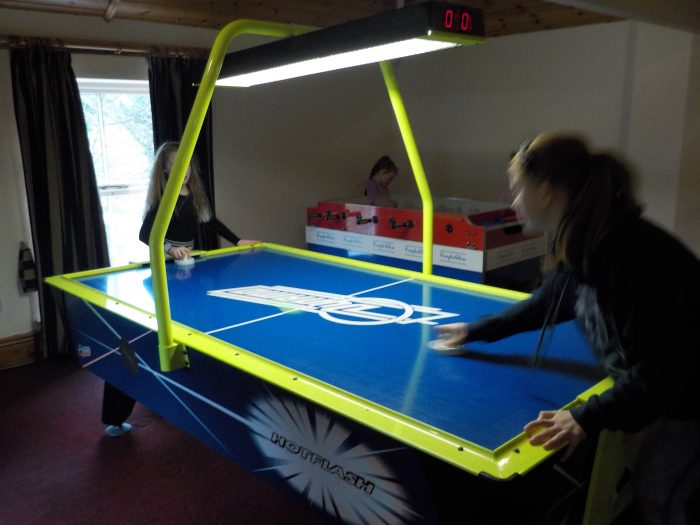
[0,9,698,340]
[675,32,700,250]
[212,21,698,249]
[0,50,35,336]
[623,23,694,227]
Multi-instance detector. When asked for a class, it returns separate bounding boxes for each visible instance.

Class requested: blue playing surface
[77,248,602,450]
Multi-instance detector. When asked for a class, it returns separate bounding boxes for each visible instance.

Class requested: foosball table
[306,195,546,291]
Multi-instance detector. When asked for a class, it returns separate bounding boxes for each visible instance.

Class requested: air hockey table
[47,243,616,524]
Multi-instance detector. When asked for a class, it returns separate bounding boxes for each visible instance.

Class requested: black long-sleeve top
[138,194,240,251]
[466,215,700,436]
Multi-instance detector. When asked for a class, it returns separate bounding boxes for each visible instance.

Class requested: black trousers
[632,419,700,525]
[101,382,136,426]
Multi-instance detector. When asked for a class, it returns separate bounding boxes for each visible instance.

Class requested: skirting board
[0,332,38,370]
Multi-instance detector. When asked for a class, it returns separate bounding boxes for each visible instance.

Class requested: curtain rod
[0,34,209,58]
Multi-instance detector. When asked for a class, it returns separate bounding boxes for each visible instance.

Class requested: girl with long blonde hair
[139,141,257,259]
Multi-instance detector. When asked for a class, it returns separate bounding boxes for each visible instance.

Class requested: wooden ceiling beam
[482,2,617,37]
[103,0,395,28]
[0,0,620,36]
[548,0,700,33]
[0,0,106,17]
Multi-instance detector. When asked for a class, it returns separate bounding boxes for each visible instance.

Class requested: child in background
[364,155,398,207]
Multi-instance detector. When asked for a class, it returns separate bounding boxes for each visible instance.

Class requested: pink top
[364,178,390,205]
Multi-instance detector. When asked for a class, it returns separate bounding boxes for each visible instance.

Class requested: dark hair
[369,155,398,180]
[513,134,639,277]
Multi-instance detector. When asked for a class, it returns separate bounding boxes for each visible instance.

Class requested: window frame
[77,77,154,265]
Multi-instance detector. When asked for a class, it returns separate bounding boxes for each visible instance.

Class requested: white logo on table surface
[208,285,458,326]
[248,394,415,525]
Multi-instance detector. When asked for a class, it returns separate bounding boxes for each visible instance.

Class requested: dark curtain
[147,56,218,250]
[11,43,109,359]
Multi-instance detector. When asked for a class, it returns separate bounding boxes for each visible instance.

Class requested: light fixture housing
[217,2,485,87]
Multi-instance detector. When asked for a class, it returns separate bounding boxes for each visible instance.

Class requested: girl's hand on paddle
[434,323,469,348]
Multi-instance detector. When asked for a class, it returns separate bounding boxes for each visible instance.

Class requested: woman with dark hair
[364,155,398,206]
[436,132,700,523]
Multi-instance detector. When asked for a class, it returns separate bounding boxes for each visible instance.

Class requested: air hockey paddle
[428,339,470,356]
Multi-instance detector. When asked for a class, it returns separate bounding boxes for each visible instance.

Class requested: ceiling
[0,0,614,38]
[0,0,697,39]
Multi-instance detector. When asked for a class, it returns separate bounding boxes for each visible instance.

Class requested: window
[78,78,153,266]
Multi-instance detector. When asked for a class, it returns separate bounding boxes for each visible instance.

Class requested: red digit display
[434,4,482,36]
[461,12,472,31]
[444,8,454,29]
